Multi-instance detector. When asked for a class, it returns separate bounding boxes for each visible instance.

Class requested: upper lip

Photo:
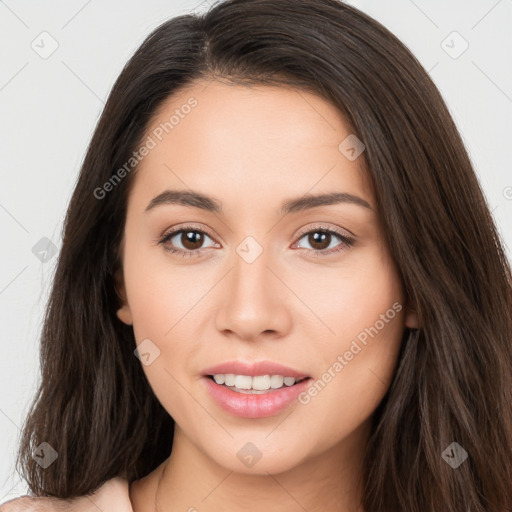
[202,360,310,379]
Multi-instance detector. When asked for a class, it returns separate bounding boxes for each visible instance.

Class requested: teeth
[270,375,284,388]
[212,374,303,390]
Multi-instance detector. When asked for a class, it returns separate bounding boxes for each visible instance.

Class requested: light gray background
[1,0,511,501]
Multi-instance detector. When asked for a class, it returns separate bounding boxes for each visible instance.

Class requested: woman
[2,0,511,511]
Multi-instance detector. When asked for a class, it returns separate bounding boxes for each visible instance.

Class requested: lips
[200,360,313,418]
[202,373,313,418]
[202,360,310,379]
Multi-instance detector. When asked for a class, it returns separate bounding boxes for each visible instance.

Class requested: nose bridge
[231,236,275,305]
[215,235,290,339]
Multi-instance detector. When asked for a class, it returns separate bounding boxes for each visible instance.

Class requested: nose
[215,245,292,342]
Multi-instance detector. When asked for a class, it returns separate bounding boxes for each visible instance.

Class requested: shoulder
[0,477,133,512]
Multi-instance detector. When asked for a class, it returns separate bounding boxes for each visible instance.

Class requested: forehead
[128,79,374,213]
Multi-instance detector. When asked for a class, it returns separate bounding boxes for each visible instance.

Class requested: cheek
[296,249,405,439]
[128,274,173,343]
[124,238,197,338]
[295,240,404,347]
[330,259,405,394]
[123,239,208,375]
[304,315,404,434]
[123,246,205,420]
[293,313,405,460]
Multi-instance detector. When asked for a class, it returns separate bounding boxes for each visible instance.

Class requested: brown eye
[179,230,205,250]
[307,231,332,251]
[159,225,353,258]
[294,227,354,256]
[160,227,217,256]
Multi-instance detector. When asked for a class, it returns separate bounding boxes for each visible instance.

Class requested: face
[115,79,418,475]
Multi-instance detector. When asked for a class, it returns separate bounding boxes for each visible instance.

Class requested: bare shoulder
[0,495,68,511]
[0,477,133,512]
[0,494,97,511]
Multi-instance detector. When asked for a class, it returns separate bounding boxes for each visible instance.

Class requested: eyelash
[158,224,355,258]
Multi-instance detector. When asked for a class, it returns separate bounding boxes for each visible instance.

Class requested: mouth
[205,374,312,394]
[202,372,314,418]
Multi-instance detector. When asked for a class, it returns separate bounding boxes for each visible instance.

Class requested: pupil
[183,231,203,250]
[310,231,329,250]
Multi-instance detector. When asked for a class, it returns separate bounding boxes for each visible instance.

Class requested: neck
[154,421,370,512]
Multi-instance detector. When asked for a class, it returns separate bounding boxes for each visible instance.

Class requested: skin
[115,79,419,512]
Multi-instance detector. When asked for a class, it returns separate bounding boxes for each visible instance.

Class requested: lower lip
[202,376,312,418]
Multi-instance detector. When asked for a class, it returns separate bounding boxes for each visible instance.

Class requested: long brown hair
[14,1,512,510]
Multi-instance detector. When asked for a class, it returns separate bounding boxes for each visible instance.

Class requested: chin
[205,437,311,476]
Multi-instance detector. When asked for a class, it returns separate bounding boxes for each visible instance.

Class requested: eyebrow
[144,190,373,215]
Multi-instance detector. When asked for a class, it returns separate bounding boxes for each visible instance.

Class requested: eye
[158,224,355,258]
[158,225,218,257]
[292,225,355,256]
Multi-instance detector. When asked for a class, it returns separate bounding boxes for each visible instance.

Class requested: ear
[404,304,419,329]
[114,268,133,326]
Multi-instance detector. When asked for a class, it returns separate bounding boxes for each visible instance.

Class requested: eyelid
[159,223,218,243]
[159,222,353,245]
[293,222,355,241]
